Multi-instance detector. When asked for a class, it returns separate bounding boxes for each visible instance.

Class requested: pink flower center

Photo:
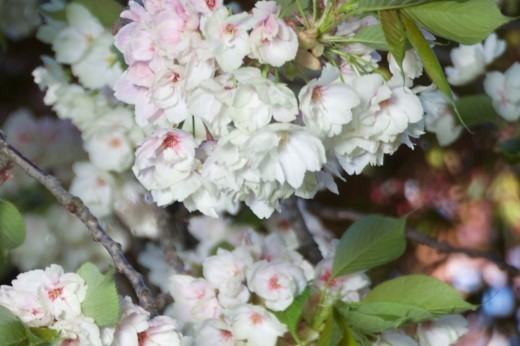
[220,330,233,340]
[249,312,265,325]
[224,24,236,35]
[109,137,122,148]
[48,287,63,301]
[312,86,323,102]
[137,331,148,345]
[171,72,180,83]
[206,0,216,10]
[268,276,281,291]
[161,134,180,150]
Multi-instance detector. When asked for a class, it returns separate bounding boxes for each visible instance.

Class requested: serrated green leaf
[379,10,406,72]
[331,215,406,279]
[357,0,466,11]
[77,262,120,327]
[0,200,26,250]
[351,25,389,51]
[0,306,31,346]
[70,0,123,28]
[454,94,499,127]
[273,286,310,343]
[363,275,477,315]
[402,0,514,45]
[499,139,520,164]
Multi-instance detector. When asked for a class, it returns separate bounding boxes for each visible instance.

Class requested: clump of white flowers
[113,0,426,218]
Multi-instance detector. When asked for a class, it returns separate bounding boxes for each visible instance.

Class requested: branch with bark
[0,131,157,312]
[309,202,520,277]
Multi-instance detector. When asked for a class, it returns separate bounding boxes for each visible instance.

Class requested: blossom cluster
[33,1,161,239]
[0,265,190,345]
[114,0,426,218]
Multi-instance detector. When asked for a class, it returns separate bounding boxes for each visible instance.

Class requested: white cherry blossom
[225,304,287,346]
[246,260,307,311]
[249,1,298,67]
[299,64,360,137]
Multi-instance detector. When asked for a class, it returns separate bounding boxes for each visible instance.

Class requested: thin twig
[0,131,156,312]
[284,197,323,265]
[308,202,520,277]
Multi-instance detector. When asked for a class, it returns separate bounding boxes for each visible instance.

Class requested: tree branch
[0,131,157,312]
[309,202,520,277]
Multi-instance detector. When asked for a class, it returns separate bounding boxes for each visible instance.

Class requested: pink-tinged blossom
[37,265,87,320]
[225,304,287,346]
[249,1,298,67]
[246,260,307,311]
[137,316,184,346]
[0,265,86,327]
[132,129,197,191]
[333,73,424,175]
[190,0,224,17]
[228,68,298,132]
[69,162,116,218]
[373,331,418,346]
[112,297,150,346]
[203,248,253,307]
[52,316,103,346]
[239,123,326,189]
[203,7,253,72]
[84,129,134,173]
[189,74,236,136]
[194,319,235,346]
[484,63,520,121]
[169,275,221,323]
[417,314,468,346]
[314,258,370,303]
[299,64,360,137]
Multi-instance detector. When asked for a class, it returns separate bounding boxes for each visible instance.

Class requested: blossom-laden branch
[310,202,520,277]
[0,131,156,312]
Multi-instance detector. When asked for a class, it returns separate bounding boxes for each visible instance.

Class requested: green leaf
[71,0,123,28]
[277,0,312,17]
[363,275,477,315]
[400,13,459,107]
[331,215,406,279]
[454,94,499,127]
[0,306,31,346]
[351,25,389,51]
[318,312,344,346]
[273,286,310,343]
[356,0,466,11]
[356,301,433,323]
[0,200,26,250]
[402,0,514,45]
[336,306,402,334]
[26,327,59,346]
[77,262,120,326]
[499,139,520,164]
[379,10,407,71]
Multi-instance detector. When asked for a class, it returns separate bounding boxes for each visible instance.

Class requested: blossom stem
[0,130,157,312]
